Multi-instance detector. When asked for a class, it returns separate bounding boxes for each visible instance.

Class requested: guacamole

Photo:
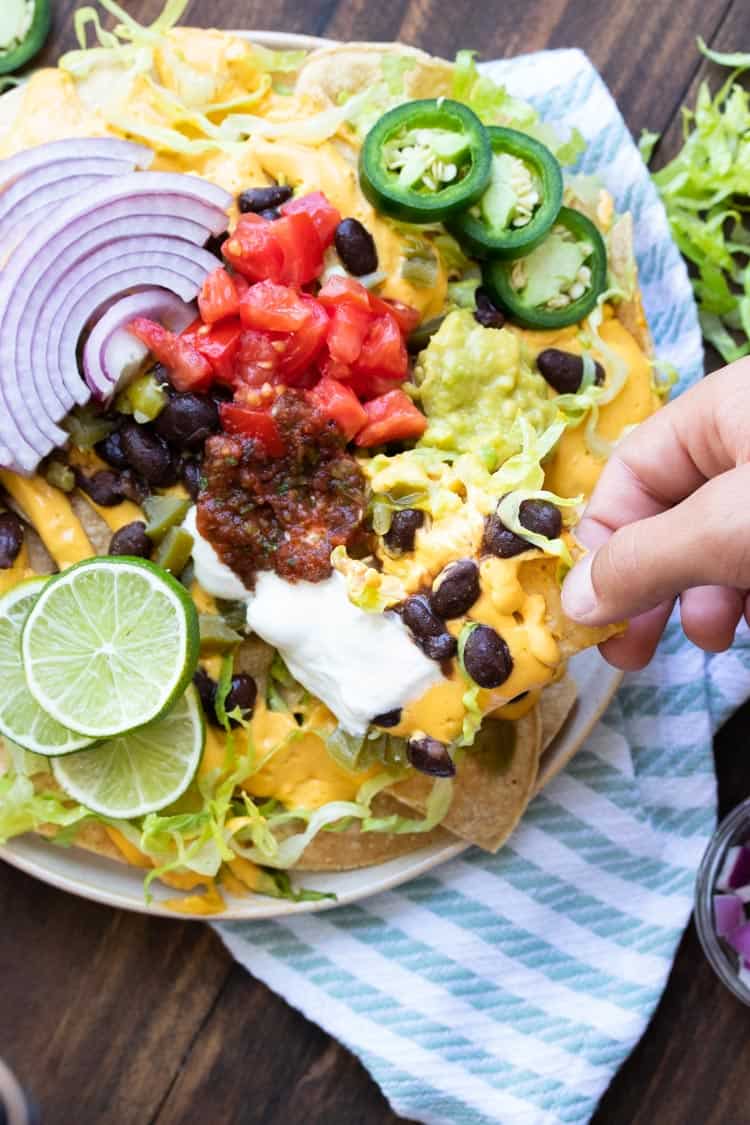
[415,309,557,463]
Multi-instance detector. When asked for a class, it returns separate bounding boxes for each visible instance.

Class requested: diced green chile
[198,614,243,653]
[143,495,191,543]
[482,206,607,329]
[448,127,563,259]
[359,99,492,222]
[153,526,194,575]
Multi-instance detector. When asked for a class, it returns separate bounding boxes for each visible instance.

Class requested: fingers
[562,464,750,624]
[598,601,675,671]
[680,585,744,652]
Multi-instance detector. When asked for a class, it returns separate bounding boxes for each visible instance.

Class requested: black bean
[431,558,480,619]
[108,521,151,559]
[463,625,513,689]
[204,233,226,259]
[519,498,562,540]
[474,289,505,330]
[95,429,129,470]
[181,458,203,500]
[76,468,125,507]
[258,207,281,220]
[407,315,446,354]
[194,668,218,723]
[155,393,219,451]
[537,348,605,394]
[224,674,257,727]
[0,511,24,569]
[238,184,293,213]
[482,513,528,558]
[402,594,445,639]
[372,708,402,728]
[334,218,378,276]
[421,632,458,661]
[119,469,150,505]
[407,736,456,778]
[384,509,424,553]
[120,422,174,485]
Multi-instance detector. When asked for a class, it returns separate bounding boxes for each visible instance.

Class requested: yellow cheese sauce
[0,472,92,570]
[0,542,33,595]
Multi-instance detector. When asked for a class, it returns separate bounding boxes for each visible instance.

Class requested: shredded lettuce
[651,40,750,361]
[0,772,90,844]
[638,128,660,165]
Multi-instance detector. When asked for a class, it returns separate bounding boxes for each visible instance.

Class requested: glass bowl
[695,797,750,1005]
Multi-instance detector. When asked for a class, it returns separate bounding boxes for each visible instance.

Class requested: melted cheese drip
[0,542,32,595]
[0,472,92,569]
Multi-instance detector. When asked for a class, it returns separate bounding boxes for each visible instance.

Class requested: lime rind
[21,557,199,740]
[0,579,95,756]
[52,685,205,819]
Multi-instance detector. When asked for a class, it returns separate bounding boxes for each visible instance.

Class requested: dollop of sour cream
[185,508,442,735]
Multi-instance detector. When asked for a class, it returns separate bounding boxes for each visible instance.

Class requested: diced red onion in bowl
[716,844,750,891]
[82,290,196,400]
[714,893,745,940]
[0,156,231,473]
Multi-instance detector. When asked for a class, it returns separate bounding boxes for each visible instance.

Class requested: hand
[561,357,750,669]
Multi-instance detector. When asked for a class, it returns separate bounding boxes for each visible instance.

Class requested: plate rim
[0,27,622,920]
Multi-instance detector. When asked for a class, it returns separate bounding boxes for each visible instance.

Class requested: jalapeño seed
[430,558,480,619]
[537,348,605,394]
[407,736,456,778]
[463,625,513,688]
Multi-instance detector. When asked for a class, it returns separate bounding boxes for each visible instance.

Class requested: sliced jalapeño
[482,206,607,329]
[0,0,51,75]
[448,126,563,260]
[359,98,492,223]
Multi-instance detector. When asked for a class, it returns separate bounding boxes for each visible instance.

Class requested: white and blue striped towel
[214,50,735,1124]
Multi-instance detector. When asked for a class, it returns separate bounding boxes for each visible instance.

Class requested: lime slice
[0,579,95,756]
[52,685,204,818]
[22,558,199,739]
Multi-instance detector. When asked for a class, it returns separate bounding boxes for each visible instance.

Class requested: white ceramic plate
[0,31,622,920]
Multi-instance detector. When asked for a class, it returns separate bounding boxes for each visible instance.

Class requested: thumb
[561,464,750,624]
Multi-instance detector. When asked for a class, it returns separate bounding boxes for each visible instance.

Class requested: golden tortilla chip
[539,674,578,752]
[386,707,541,853]
[295,795,452,871]
[519,555,622,658]
[69,492,111,555]
[294,43,454,108]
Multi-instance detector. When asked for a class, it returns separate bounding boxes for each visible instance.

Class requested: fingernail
[561,553,600,622]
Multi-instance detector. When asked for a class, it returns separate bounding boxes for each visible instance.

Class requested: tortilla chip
[69,492,111,555]
[386,707,541,853]
[609,212,653,355]
[295,795,452,871]
[539,674,578,752]
[295,43,454,108]
[519,555,622,658]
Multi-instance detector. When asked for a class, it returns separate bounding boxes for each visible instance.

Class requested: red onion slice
[0,138,153,192]
[83,290,196,400]
[715,893,745,940]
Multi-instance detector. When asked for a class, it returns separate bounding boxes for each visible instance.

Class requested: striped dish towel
[214,50,726,1124]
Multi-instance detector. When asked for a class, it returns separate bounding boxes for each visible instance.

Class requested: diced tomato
[318,355,352,383]
[182,317,243,386]
[130,317,212,393]
[240,280,313,333]
[223,214,284,283]
[318,274,373,312]
[277,296,329,382]
[354,389,427,447]
[353,312,408,387]
[280,191,341,250]
[198,267,240,324]
[327,302,372,365]
[219,403,285,457]
[272,211,323,286]
[310,376,368,441]
[370,295,421,336]
[234,329,281,387]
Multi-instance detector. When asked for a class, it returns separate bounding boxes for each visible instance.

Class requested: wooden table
[3,1,750,1121]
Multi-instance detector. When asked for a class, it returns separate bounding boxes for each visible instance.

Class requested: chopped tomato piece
[223,214,284,283]
[240,281,313,333]
[318,355,352,383]
[183,317,244,386]
[327,302,372,365]
[281,191,341,250]
[235,330,281,387]
[318,274,373,312]
[353,312,408,387]
[130,317,212,393]
[198,267,240,324]
[354,389,427,447]
[310,376,368,441]
[219,403,285,457]
[277,296,329,382]
[370,295,421,336]
[272,211,323,286]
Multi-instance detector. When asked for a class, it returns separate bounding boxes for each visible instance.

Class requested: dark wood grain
[1,2,748,1124]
